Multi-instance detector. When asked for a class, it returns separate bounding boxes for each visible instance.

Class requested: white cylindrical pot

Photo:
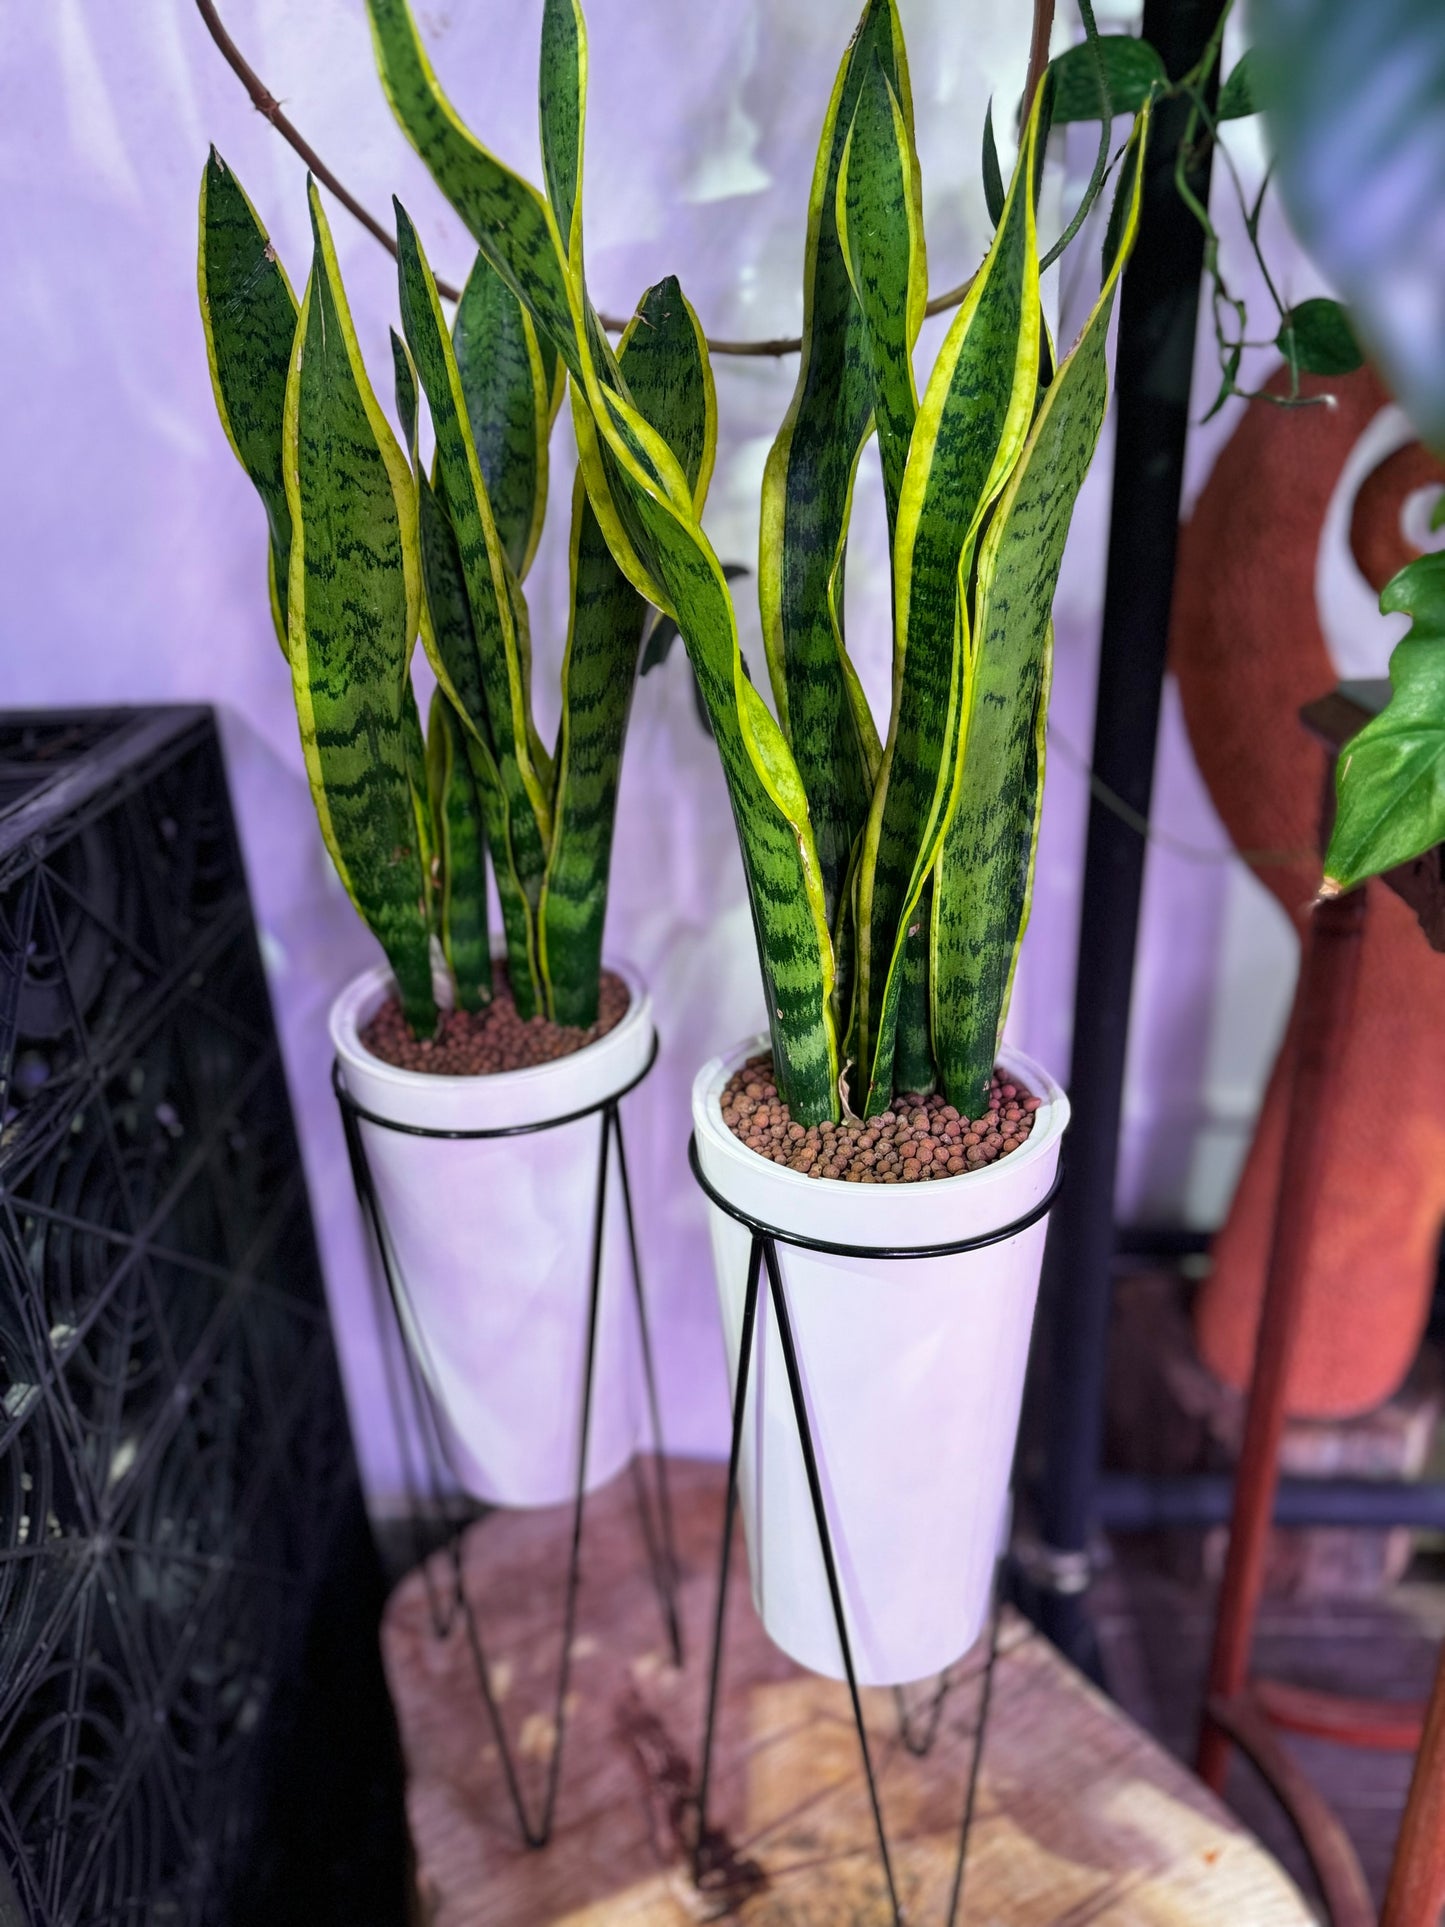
[692,1036,1068,1687]
[332,959,653,1509]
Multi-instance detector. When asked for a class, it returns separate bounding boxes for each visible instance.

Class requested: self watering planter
[331,958,655,1510]
[692,1035,1068,1688]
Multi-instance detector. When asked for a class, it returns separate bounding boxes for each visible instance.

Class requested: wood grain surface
[381,1459,1313,1924]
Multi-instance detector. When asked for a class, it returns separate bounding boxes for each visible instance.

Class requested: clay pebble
[719,1054,1038,1183]
[361,968,630,1077]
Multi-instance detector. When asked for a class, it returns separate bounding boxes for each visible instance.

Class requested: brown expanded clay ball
[719,1053,1041,1183]
[362,968,630,1077]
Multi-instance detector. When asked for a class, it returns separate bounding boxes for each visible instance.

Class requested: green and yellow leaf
[426,687,493,1008]
[283,180,433,1032]
[571,335,838,1119]
[394,199,552,1015]
[198,148,299,652]
[453,255,553,581]
[931,110,1149,1113]
[415,464,539,1007]
[854,85,1047,1113]
[759,0,921,928]
[540,277,716,1025]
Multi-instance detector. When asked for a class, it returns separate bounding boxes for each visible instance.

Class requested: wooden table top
[381,1460,1313,1925]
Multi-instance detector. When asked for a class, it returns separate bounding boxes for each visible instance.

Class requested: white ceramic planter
[332,959,653,1509]
[692,1036,1068,1687]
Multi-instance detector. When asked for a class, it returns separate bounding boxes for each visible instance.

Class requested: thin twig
[193,0,467,296]
[195,0,1056,355]
[1023,0,1056,121]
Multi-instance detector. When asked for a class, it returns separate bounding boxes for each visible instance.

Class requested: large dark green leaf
[1324,553,1445,892]
[1049,33,1164,122]
[759,0,917,931]
[283,181,433,1032]
[394,200,552,1017]
[1276,297,1363,377]
[1255,0,1445,450]
[198,149,298,651]
[540,277,716,1025]
[425,687,492,1009]
[854,90,1046,1115]
[453,255,552,580]
[931,114,1147,1113]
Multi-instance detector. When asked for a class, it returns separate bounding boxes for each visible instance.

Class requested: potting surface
[381,1460,1312,1925]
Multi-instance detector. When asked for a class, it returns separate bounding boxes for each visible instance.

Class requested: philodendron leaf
[1277,298,1363,377]
[932,112,1148,1114]
[394,200,552,1014]
[1255,0,1445,451]
[453,254,552,580]
[1324,552,1445,893]
[284,180,433,1033]
[425,687,492,1009]
[1216,50,1260,120]
[759,0,920,932]
[198,149,298,651]
[540,276,718,1025]
[855,84,1046,1115]
[1049,33,1163,121]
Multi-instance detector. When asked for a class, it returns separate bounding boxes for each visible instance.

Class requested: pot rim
[691,1031,1069,1241]
[330,955,653,1129]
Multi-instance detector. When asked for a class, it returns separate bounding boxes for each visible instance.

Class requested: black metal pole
[1032,0,1225,1672]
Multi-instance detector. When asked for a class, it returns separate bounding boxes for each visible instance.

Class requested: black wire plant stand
[686,1134,1064,1925]
[333,1030,683,1851]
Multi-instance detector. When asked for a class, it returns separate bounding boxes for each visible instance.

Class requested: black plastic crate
[0,709,405,1927]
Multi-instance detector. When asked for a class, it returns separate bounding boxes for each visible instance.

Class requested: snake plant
[203,0,1147,1117]
[199,127,712,1037]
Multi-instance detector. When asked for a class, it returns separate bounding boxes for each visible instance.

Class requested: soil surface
[361,969,629,1076]
[721,1053,1039,1182]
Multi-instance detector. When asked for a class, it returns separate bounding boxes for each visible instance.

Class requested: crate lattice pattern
[0,714,353,1926]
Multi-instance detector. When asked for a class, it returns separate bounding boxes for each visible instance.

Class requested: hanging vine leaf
[283,180,433,1032]
[198,149,299,652]
[1277,298,1363,376]
[1049,33,1162,122]
[1216,50,1260,120]
[1324,553,1445,893]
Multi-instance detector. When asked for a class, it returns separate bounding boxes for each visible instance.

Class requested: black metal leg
[611,1101,684,1667]
[691,1225,1007,1924]
[337,1071,675,1853]
[692,1232,763,1891]
[764,1237,904,1924]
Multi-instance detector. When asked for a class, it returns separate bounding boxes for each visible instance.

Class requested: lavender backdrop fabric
[0,0,1370,1501]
